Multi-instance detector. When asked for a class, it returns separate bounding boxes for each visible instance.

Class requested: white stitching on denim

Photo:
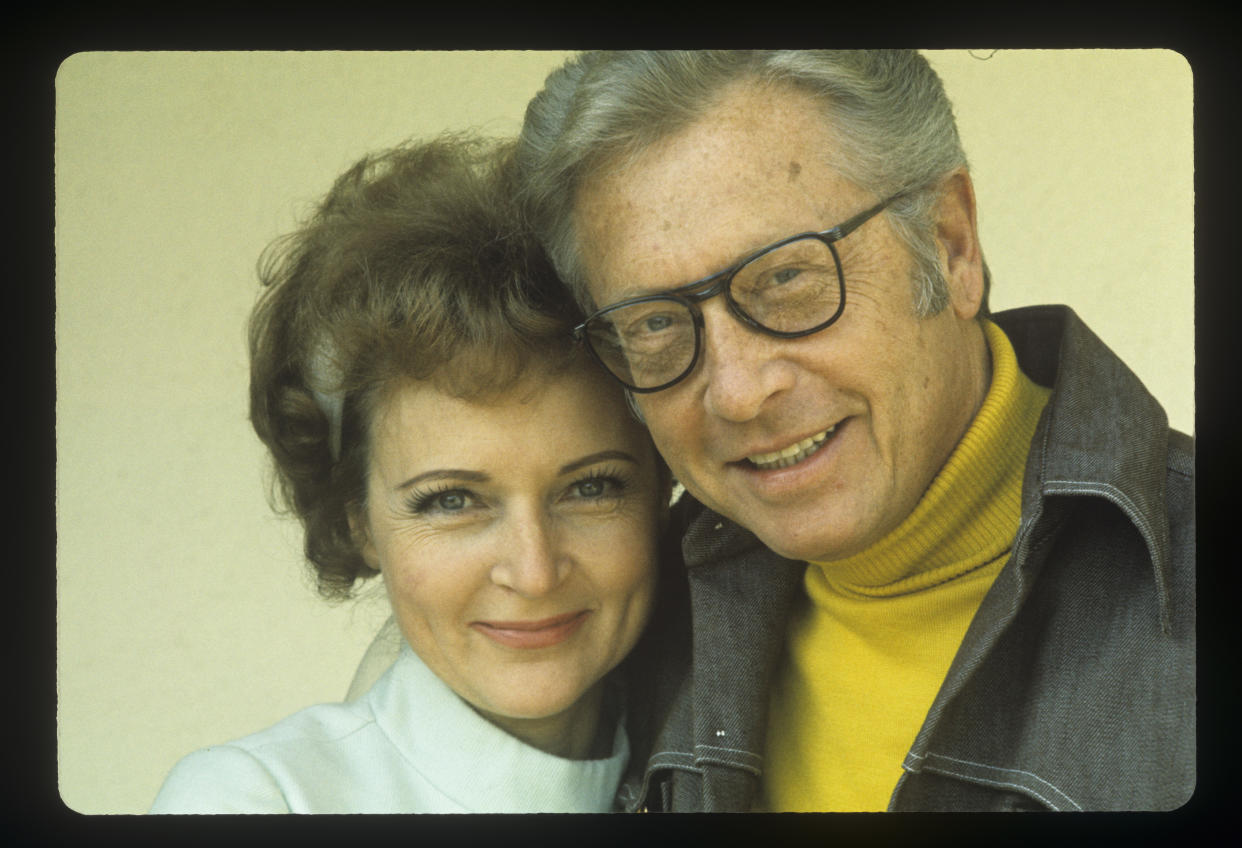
[924,764,1063,810]
[1042,477,1171,632]
[647,746,762,776]
[693,744,763,764]
[922,752,1083,811]
[646,753,702,774]
[1042,480,1155,552]
[1043,481,1137,521]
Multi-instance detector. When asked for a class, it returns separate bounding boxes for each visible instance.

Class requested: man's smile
[745,424,838,470]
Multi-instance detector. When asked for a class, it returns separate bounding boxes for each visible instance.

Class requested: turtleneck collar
[369,642,630,812]
[810,320,1051,598]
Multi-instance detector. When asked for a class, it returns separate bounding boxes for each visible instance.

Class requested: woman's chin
[473,686,587,724]
[467,677,607,755]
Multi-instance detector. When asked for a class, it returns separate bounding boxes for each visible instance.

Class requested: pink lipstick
[471,610,590,649]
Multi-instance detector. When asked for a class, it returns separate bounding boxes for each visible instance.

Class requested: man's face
[574,81,988,563]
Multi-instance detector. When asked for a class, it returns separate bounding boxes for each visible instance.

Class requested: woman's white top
[149,643,629,814]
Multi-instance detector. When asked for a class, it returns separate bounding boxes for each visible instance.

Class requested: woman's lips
[471,610,590,649]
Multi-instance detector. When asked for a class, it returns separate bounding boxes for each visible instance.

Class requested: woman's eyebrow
[558,450,639,476]
[395,469,490,492]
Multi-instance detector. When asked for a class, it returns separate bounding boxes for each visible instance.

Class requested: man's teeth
[747,426,835,470]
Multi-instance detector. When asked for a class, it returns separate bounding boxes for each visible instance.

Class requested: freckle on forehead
[788,161,801,181]
[661,219,672,232]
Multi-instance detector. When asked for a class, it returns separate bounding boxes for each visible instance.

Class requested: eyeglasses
[573,192,906,392]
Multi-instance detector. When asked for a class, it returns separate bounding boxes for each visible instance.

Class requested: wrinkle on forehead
[573,82,871,301]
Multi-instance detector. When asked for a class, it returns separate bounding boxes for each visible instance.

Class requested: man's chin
[743,511,880,565]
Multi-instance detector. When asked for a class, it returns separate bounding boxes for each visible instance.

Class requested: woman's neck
[473,681,609,760]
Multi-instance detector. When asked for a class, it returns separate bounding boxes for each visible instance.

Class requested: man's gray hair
[515,50,990,317]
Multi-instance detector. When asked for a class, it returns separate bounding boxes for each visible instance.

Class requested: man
[514,50,1194,811]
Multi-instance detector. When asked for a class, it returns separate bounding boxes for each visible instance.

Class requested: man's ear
[935,168,985,321]
[651,445,675,531]
[625,390,646,424]
[658,478,676,532]
[349,506,380,572]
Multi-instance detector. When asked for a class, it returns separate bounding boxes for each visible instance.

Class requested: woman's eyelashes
[563,469,630,504]
[406,486,480,516]
[402,467,634,518]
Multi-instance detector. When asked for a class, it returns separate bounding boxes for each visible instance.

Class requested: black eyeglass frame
[573,192,908,393]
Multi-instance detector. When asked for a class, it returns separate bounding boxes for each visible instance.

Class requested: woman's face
[358,361,663,748]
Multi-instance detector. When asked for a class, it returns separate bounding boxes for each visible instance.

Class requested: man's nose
[489,510,568,597]
[698,300,796,422]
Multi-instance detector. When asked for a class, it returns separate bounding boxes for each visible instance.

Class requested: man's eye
[623,311,675,338]
[750,265,809,291]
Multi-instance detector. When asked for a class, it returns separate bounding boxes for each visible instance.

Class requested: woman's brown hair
[248,134,581,600]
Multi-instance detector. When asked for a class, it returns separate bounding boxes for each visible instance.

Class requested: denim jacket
[618,305,1195,812]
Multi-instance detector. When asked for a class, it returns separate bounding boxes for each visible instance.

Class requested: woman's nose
[489,511,568,597]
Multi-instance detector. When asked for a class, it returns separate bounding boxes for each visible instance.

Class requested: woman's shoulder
[149,698,382,814]
[149,742,290,814]
[231,697,378,753]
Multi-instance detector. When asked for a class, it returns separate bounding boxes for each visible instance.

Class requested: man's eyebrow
[606,238,772,305]
[395,469,490,492]
[559,450,640,476]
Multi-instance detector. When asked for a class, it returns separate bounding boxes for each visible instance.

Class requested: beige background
[55,50,1193,815]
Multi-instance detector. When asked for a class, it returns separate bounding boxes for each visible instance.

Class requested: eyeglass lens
[585,235,843,390]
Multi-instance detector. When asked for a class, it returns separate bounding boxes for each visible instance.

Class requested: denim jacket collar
[993,305,1174,631]
[894,305,1190,810]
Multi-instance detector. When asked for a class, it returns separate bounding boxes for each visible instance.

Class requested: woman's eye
[575,478,607,498]
[435,491,469,510]
[410,488,476,514]
[569,475,624,501]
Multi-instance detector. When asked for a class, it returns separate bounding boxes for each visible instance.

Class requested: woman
[149,135,670,813]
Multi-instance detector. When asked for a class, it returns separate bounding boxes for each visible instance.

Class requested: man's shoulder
[995,304,1184,474]
[673,492,803,572]
[1167,427,1195,479]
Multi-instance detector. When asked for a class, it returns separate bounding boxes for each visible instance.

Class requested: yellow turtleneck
[758,320,1051,812]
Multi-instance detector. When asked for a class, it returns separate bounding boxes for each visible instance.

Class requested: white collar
[364,643,629,813]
